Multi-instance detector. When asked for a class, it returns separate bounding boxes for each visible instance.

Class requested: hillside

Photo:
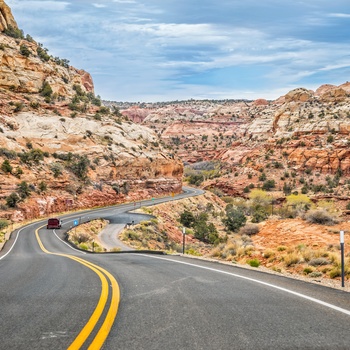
[107,84,350,205]
[0,3,183,223]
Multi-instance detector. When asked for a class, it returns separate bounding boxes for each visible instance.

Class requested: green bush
[6,193,20,207]
[1,160,12,174]
[69,155,90,180]
[262,179,275,191]
[223,207,246,232]
[3,26,24,39]
[179,210,195,228]
[187,173,205,186]
[0,219,10,230]
[20,44,31,57]
[251,206,269,223]
[40,81,53,97]
[247,259,260,267]
[303,267,313,275]
[17,181,31,199]
[37,46,50,62]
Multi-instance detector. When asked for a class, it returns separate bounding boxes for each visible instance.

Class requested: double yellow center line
[35,226,120,349]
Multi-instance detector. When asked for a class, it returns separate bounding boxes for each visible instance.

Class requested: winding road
[0,187,349,349]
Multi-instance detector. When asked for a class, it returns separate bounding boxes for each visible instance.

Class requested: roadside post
[74,219,78,236]
[340,230,345,288]
[182,227,186,254]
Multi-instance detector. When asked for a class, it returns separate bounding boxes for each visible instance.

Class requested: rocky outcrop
[0,110,183,221]
[0,34,94,97]
[284,88,314,103]
[0,1,17,31]
[0,3,183,222]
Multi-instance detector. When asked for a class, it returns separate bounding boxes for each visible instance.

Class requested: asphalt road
[0,187,349,349]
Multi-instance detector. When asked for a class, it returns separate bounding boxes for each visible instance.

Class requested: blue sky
[6,0,350,102]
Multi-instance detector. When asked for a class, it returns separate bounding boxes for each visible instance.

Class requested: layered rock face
[0,35,94,98]
[0,3,183,221]
[0,0,17,31]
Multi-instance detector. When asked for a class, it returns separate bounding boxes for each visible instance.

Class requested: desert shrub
[20,44,31,57]
[262,179,275,191]
[309,271,323,278]
[247,258,260,267]
[71,232,90,243]
[187,173,205,186]
[223,207,246,232]
[303,267,314,275]
[283,253,300,267]
[239,223,259,236]
[185,248,202,256]
[6,193,20,207]
[50,162,63,178]
[193,214,220,244]
[3,25,24,39]
[285,193,312,212]
[17,181,31,199]
[40,81,53,97]
[0,148,17,159]
[1,159,12,174]
[0,219,10,230]
[308,257,330,266]
[18,149,44,165]
[38,181,47,193]
[37,46,50,61]
[263,249,275,259]
[329,268,341,279]
[14,102,24,112]
[179,210,196,228]
[237,245,254,257]
[78,243,89,250]
[252,206,270,223]
[305,209,338,225]
[123,230,139,240]
[68,155,90,180]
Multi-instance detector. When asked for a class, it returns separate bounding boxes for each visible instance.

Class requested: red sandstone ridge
[106,81,350,201]
[253,99,269,106]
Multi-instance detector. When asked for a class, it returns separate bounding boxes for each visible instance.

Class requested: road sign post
[182,227,186,254]
[340,230,345,288]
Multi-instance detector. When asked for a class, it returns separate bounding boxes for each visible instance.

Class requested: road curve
[0,187,349,349]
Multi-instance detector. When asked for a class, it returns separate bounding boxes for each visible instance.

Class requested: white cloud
[112,0,137,3]
[92,3,106,8]
[5,0,350,101]
[328,13,350,18]
[7,0,70,11]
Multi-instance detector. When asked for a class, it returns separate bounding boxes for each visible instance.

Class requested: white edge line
[138,254,350,317]
[0,222,37,261]
[53,229,86,254]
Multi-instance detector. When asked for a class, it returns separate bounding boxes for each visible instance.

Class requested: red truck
[47,218,62,229]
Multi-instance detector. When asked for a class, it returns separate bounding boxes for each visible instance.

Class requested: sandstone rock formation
[0,4,183,222]
[0,35,94,98]
[107,82,350,200]
[0,0,17,32]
